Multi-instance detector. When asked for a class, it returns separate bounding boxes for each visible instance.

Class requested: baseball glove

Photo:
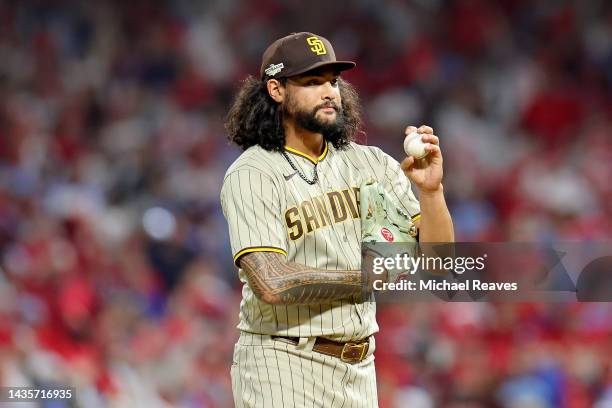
[360,180,418,244]
[360,180,418,283]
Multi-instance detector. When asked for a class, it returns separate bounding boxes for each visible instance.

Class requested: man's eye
[330,79,339,87]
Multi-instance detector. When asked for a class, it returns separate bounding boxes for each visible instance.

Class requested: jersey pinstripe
[220,141,420,342]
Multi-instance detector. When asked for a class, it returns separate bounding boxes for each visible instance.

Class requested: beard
[283,95,346,142]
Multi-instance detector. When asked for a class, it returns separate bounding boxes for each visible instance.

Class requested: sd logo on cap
[260,32,355,79]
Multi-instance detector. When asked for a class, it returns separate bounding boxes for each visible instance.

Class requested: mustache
[315,101,340,112]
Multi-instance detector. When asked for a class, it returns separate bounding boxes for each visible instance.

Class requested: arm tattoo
[239,252,363,305]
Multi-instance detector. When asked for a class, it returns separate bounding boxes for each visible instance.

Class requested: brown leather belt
[272,336,370,364]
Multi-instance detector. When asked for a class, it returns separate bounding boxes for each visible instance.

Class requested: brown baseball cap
[260,32,356,79]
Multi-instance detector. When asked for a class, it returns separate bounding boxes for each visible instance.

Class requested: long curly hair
[225,76,362,151]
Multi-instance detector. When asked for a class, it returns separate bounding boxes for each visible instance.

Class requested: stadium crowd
[0,0,611,406]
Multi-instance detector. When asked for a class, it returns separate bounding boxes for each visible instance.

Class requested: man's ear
[267,79,285,103]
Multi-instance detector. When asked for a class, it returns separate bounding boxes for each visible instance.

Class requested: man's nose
[321,81,336,100]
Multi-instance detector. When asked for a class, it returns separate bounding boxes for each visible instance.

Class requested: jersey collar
[283,141,329,165]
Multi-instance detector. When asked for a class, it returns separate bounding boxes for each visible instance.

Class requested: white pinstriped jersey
[220,141,420,342]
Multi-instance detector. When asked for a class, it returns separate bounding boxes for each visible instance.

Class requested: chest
[277,152,379,242]
[279,151,377,204]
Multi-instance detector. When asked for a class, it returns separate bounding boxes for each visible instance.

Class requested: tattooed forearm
[239,252,363,305]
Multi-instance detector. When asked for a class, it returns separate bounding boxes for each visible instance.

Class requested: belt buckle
[340,341,368,363]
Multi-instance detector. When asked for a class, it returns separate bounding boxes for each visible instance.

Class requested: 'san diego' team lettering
[284,187,360,240]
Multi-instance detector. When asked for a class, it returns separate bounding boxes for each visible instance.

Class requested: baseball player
[221,32,454,407]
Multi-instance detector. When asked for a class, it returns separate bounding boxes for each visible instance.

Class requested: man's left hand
[400,125,443,193]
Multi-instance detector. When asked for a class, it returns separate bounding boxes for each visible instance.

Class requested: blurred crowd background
[0,0,611,407]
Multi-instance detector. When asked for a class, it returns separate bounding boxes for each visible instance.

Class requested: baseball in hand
[403,132,430,159]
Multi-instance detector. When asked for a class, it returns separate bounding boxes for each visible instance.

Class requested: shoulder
[220,147,284,206]
[345,141,383,155]
[223,146,282,183]
[339,141,389,166]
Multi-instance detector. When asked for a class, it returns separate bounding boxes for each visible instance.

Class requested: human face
[282,69,344,135]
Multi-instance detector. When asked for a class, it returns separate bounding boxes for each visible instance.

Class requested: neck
[283,118,325,160]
